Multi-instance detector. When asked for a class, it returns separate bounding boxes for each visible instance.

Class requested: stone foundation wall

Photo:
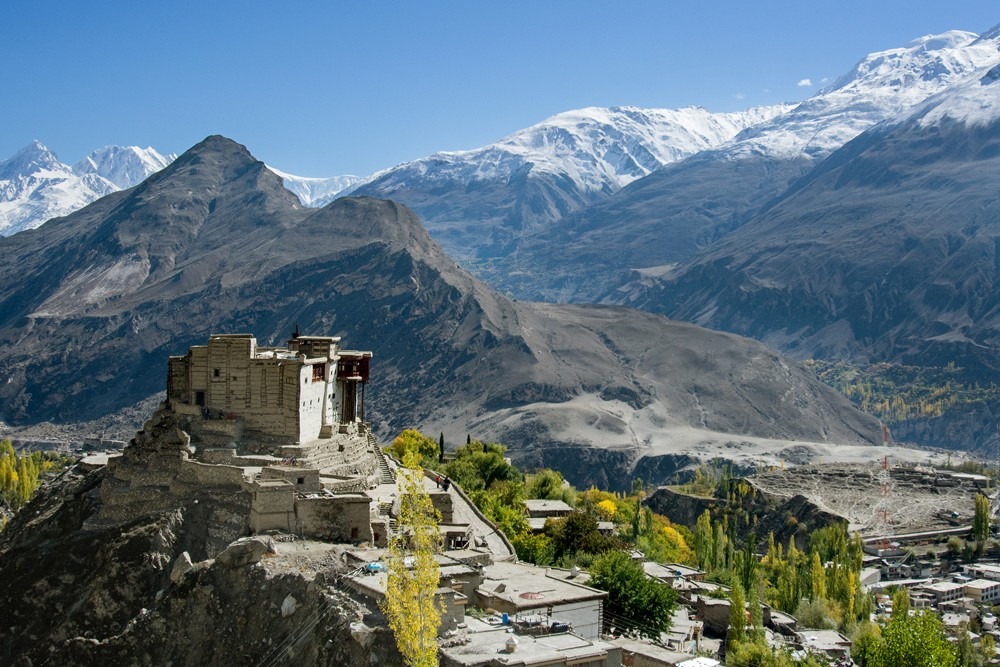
[297,495,373,544]
[262,466,321,493]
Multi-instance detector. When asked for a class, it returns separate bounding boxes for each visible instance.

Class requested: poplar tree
[382,450,443,667]
[694,510,713,571]
[809,551,826,602]
[973,493,990,544]
[728,578,747,649]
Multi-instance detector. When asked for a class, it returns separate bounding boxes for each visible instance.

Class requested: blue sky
[2,1,997,176]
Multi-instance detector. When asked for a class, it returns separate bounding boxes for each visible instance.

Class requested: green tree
[809,551,826,602]
[979,635,997,666]
[747,576,765,645]
[389,429,441,469]
[443,440,521,492]
[511,532,555,565]
[728,577,747,648]
[870,609,956,667]
[546,511,617,560]
[589,550,676,639]
[973,493,991,545]
[890,588,909,621]
[736,534,759,593]
[524,469,573,503]
[713,521,729,571]
[694,509,713,571]
[851,620,882,667]
[381,450,443,667]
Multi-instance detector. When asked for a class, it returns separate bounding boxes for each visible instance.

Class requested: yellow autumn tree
[0,439,41,512]
[595,499,617,521]
[381,449,443,667]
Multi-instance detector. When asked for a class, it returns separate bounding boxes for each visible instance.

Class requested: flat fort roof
[523,499,573,512]
[441,626,617,666]
[477,561,605,609]
[924,581,965,592]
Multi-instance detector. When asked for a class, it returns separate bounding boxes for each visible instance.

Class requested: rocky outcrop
[644,482,846,550]
[0,413,400,665]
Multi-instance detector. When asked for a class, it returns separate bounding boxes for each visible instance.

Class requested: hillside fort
[92,331,393,549]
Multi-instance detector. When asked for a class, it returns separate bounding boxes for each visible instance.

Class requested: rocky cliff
[0,406,400,666]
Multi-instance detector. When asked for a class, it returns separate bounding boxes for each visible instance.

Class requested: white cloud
[797,78,813,87]
[735,92,746,100]
[820,77,829,84]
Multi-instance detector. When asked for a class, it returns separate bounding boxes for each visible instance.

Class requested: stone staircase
[373,445,396,485]
[377,500,397,537]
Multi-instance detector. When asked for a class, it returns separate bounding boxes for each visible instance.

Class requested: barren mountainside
[0,136,883,484]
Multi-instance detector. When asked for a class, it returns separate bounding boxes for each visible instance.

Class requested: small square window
[297,477,305,485]
[213,368,220,377]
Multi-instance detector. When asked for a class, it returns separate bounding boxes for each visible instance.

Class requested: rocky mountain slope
[348,104,791,260]
[0,135,885,484]
[0,141,173,236]
[630,61,1000,447]
[494,28,1000,302]
[645,60,1000,368]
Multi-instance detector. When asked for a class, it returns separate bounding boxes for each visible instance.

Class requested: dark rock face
[0,135,881,486]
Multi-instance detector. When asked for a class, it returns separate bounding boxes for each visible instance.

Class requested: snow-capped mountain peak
[726,29,1000,160]
[0,143,174,236]
[266,167,362,208]
[73,145,175,189]
[911,60,1000,128]
[353,103,794,200]
[0,140,64,180]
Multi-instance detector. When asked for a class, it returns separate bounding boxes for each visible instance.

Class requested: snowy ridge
[723,30,1000,160]
[352,104,794,199]
[0,142,174,236]
[912,61,1000,128]
[266,166,361,207]
[73,145,174,189]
